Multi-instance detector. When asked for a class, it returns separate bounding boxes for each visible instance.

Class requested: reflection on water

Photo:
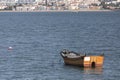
[63,65,103,75]
[82,68,103,80]
[83,67,103,75]
[83,67,103,80]
[63,65,103,80]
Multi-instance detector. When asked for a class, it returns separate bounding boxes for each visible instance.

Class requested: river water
[0,11,120,80]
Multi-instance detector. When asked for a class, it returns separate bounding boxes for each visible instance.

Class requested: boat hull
[62,56,104,67]
[63,57,84,67]
[60,50,104,68]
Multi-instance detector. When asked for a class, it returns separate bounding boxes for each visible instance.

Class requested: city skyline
[0,0,120,11]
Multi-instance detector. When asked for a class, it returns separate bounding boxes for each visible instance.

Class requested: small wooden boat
[60,49,104,68]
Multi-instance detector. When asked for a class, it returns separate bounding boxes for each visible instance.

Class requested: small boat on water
[60,49,104,68]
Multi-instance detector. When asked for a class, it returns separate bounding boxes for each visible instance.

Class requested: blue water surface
[0,11,120,80]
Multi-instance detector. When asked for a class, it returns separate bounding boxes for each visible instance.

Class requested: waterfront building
[0,0,18,3]
[0,0,18,5]
[15,4,36,11]
[35,0,43,2]
[0,5,7,9]
[0,0,119,11]
[117,0,120,2]
[17,0,35,4]
[65,0,101,10]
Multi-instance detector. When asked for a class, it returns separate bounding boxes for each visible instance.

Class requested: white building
[0,5,7,9]
[15,5,36,11]
[117,0,120,2]
[0,0,18,3]
[0,0,18,5]
[17,0,35,3]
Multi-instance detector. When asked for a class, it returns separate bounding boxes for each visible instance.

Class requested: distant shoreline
[0,9,113,12]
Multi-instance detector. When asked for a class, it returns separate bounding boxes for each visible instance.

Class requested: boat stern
[84,56,104,68]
